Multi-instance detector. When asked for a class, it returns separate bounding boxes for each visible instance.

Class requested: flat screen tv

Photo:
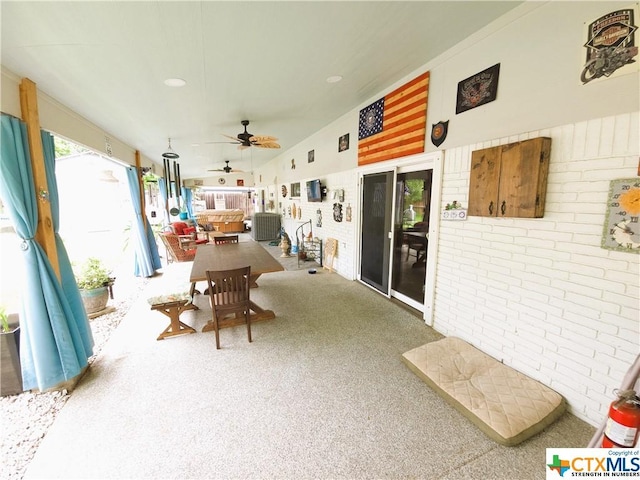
[306,179,323,202]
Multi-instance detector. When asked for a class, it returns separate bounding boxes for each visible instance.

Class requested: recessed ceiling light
[326,75,343,84]
[164,78,186,87]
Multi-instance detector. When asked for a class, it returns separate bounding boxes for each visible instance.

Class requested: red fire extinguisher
[602,389,640,448]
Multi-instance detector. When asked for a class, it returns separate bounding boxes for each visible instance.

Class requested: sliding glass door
[391,169,433,310]
[360,171,393,294]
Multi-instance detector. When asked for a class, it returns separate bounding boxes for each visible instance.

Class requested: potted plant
[0,305,23,396]
[75,258,115,315]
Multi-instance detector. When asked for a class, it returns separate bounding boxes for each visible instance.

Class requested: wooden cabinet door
[468,137,550,218]
[498,137,550,218]
[468,145,501,216]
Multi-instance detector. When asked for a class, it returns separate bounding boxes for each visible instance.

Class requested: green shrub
[74,258,112,290]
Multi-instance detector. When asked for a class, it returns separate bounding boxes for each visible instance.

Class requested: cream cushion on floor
[402,336,565,446]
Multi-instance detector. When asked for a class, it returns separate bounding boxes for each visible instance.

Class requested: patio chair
[159,232,197,263]
[171,221,208,247]
[205,266,252,349]
[213,234,239,245]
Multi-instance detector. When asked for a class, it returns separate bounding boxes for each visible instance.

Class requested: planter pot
[179,212,188,220]
[1,313,23,396]
[80,286,109,314]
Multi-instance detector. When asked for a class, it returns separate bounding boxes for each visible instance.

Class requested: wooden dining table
[189,241,284,331]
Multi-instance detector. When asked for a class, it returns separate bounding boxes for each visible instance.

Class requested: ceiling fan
[209,120,280,150]
[208,160,242,174]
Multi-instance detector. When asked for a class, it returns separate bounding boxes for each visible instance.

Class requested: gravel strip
[0,276,149,480]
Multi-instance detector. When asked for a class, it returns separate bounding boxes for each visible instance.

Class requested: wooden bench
[402,337,565,446]
[147,292,199,340]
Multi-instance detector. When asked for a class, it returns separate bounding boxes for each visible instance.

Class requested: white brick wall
[274,170,358,279]
[434,112,640,426]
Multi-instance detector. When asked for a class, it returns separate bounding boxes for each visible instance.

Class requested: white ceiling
[1,1,520,178]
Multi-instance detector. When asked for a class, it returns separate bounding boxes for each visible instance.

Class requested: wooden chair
[159,232,196,263]
[213,234,239,245]
[405,236,425,261]
[205,266,252,349]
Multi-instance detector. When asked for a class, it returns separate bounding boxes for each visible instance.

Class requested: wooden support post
[19,78,60,280]
[135,150,147,234]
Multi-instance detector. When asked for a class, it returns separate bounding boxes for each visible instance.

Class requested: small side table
[148,293,199,341]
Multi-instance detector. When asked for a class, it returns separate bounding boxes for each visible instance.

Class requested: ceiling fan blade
[222,134,242,142]
[249,135,278,143]
[254,141,281,149]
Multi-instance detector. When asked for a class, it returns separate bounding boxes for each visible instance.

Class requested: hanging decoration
[431,120,449,147]
[162,138,179,159]
[333,203,343,222]
[581,7,639,84]
[455,64,500,114]
[601,178,640,252]
[358,71,430,166]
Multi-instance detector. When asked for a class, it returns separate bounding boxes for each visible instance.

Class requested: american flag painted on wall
[358,71,430,166]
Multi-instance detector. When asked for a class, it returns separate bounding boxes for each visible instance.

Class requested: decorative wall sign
[291,158,296,169]
[358,71,430,166]
[431,120,449,147]
[441,200,467,220]
[581,7,638,84]
[308,150,315,163]
[290,182,300,198]
[281,185,288,197]
[601,177,640,252]
[333,203,343,222]
[346,203,352,222]
[441,209,467,221]
[104,136,113,157]
[456,63,500,114]
[236,179,244,186]
[338,133,349,152]
[316,209,322,227]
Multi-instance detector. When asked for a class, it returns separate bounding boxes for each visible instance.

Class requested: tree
[54,136,88,158]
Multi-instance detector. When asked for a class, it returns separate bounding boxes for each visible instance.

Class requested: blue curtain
[181,186,194,219]
[157,177,169,225]
[125,167,161,277]
[41,130,94,354]
[0,115,93,391]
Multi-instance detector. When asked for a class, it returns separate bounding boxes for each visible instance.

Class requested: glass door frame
[356,151,443,325]
[391,166,432,312]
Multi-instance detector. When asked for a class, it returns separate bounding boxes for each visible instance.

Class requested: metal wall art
[456,63,500,114]
[333,203,343,222]
[581,7,639,84]
[431,120,449,147]
[338,133,349,152]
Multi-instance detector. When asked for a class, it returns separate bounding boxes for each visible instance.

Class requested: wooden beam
[19,78,60,280]
[135,150,147,234]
